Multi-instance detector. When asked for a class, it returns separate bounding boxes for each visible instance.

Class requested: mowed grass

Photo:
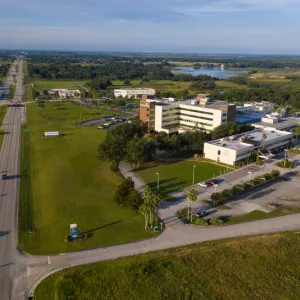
[35,232,300,300]
[111,80,191,93]
[19,102,153,254]
[224,206,300,225]
[29,79,88,91]
[137,160,223,200]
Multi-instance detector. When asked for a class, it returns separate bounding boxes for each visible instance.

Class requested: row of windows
[162,107,215,115]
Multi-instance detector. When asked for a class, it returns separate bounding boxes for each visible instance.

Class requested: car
[97,126,104,129]
[2,174,8,180]
[205,180,215,186]
[198,182,208,187]
[196,211,209,218]
[268,202,280,208]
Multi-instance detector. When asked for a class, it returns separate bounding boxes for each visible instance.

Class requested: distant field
[29,79,88,91]
[137,160,224,201]
[19,102,154,254]
[216,80,248,89]
[35,231,300,300]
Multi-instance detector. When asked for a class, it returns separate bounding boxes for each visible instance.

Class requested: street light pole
[248,171,252,181]
[284,149,288,167]
[156,172,159,191]
[193,165,196,185]
[214,184,218,207]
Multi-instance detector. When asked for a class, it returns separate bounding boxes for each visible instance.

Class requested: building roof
[207,128,293,151]
[152,99,231,110]
[253,118,300,130]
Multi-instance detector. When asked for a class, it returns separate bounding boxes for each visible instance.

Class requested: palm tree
[152,194,162,226]
[187,189,197,222]
[142,186,153,227]
[262,133,267,150]
[139,203,149,230]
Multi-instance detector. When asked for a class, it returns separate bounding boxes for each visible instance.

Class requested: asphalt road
[0,60,26,300]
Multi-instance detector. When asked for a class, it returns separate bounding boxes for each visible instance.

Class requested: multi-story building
[114,88,156,99]
[139,96,236,134]
[204,128,293,166]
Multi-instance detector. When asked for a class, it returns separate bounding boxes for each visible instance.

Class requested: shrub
[254,176,264,185]
[194,154,199,160]
[271,170,280,178]
[243,182,252,191]
[196,218,208,226]
[210,216,224,225]
[232,185,243,196]
[211,192,224,204]
[264,173,273,180]
[222,189,233,201]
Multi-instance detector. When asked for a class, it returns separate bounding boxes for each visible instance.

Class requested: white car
[198,182,208,187]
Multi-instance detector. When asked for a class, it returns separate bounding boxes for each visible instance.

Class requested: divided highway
[0,60,26,300]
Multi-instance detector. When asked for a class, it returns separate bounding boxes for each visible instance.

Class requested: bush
[196,218,208,226]
[275,160,295,169]
[210,216,223,226]
[254,176,265,185]
[243,182,252,191]
[271,170,280,178]
[232,185,244,196]
[211,192,224,204]
[264,173,273,180]
[222,189,233,201]
[194,154,199,160]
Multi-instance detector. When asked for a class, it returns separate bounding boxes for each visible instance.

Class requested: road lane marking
[48,256,51,265]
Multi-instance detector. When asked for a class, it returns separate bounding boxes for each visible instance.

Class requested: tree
[126,135,156,168]
[123,79,131,85]
[142,186,153,228]
[114,177,134,208]
[139,202,149,230]
[294,126,300,140]
[262,133,267,149]
[187,189,197,221]
[211,122,240,140]
[152,194,162,226]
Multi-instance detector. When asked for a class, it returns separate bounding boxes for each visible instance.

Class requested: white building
[204,128,293,166]
[48,89,81,98]
[244,101,274,114]
[114,88,155,99]
[140,96,236,134]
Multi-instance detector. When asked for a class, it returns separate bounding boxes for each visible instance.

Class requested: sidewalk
[119,161,146,191]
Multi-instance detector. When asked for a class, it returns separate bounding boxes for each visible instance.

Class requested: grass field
[35,231,300,300]
[0,105,7,149]
[137,160,224,201]
[29,79,88,91]
[18,102,154,254]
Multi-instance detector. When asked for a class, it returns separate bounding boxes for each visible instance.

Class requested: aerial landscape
[1,1,300,300]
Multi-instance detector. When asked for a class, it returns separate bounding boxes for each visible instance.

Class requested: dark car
[2,174,8,180]
[196,211,209,218]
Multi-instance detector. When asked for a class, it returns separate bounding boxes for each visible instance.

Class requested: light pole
[156,172,159,191]
[284,149,288,167]
[213,184,218,207]
[193,165,196,185]
[248,171,252,181]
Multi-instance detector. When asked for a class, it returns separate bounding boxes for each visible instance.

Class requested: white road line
[48,256,51,265]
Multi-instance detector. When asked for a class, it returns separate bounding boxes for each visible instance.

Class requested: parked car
[196,211,209,218]
[268,202,280,208]
[97,126,104,129]
[198,182,208,187]
[205,180,215,186]
[2,174,8,180]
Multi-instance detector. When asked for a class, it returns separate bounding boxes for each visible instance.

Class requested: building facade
[114,88,156,99]
[204,128,293,166]
[140,96,236,134]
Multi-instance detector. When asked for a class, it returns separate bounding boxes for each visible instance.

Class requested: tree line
[0,63,11,78]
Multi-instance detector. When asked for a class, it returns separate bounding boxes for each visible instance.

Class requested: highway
[1,60,300,299]
[0,60,26,300]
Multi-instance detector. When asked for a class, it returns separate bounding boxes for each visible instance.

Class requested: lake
[172,67,248,79]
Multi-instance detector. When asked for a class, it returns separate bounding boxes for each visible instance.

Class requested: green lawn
[35,231,300,300]
[29,79,88,91]
[224,206,300,225]
[137,160,224,201]
[18,102,154,254]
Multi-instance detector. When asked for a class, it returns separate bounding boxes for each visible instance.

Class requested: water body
[172,67,248,79]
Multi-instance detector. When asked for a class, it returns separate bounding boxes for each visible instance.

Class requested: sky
[0,0,300,54]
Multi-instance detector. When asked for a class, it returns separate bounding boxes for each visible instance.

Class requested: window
[218,150,221,155]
